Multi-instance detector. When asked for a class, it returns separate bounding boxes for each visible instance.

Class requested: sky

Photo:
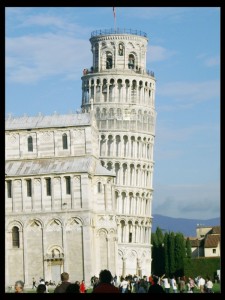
[5,7,220,221]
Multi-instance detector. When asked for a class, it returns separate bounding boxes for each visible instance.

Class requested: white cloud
[124,7,199,22]
[157,80,220,109]
[20,15,65,28]
[153,183,220,219]
[6,34,91,83]
[17,13,92,37]
[155,122,218,144]
[147,45,177,63]
[197,53,220,68]
[204,56,220,67]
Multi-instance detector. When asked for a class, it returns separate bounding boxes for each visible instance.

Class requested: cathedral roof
[5,157,115,177]
[5,112,93,130]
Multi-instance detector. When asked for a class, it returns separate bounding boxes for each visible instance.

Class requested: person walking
[205,276,213,293]
[162,276,170,293]
[37,284,47,293]
[80,280,86,293]
[14,280,24,293]
[32,278,37,289]
[54,272,71,293]
[148,276,165,293]
[92,269,119,293]
[66,283,80,293]
[171,275,177,293]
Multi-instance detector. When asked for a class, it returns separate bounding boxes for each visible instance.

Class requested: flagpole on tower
[113,7,116,32]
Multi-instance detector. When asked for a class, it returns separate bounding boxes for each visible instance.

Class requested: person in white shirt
[198,276,205,293]
[163,277,170,293]
[171,276,177,293]
[205,276,213,293]
[119,277,128,293]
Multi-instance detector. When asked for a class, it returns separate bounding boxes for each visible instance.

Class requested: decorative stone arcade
[81,28,156,276]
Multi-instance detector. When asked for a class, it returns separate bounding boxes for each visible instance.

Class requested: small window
[46,178,51,196]
[213,249,216,254]
[26,179,32,197]
[106,52,112,69]
[128,54,135,69]
[7,180,12,198]
[62,133,68,149]
[129,232,132,243]
[65,177,71,195]
[118,43,124,56]
[12,226,19,248]
[98,182,102,193]
[28,136,33,152]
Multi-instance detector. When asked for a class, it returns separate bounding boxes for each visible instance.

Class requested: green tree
[164,233,169,276]
[151,227,165,276]
[186,237,192,259]
[155,227,164,245]
[168,232,176,276]
[174,233,186,277]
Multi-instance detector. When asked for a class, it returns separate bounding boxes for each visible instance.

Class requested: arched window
[128,54,135,69]
[118,43,124,56]
[65,176,71,194]
[12,226,19,248]
[62,133,68,149]
[106,52,113,69]
[28,136,33,152]
[98,182,102,193]
[121,220,125,242]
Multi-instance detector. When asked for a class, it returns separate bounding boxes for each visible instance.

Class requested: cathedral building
[5,28,156,288]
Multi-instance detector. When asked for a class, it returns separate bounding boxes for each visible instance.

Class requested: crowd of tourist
[13,271,216,293]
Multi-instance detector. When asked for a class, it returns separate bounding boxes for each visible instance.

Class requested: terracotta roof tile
[204,235,220,248]
[211,226,220,234]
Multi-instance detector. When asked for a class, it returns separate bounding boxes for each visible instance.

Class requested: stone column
[82,224,94,285]
[93,83,96,102]
[138,225,141,243]
[117,222,121,243]
[128,84,131,103]
[12,180,15,212]
[51,176,55,211]
[114,82,118,102]
[125,222,129,243]
[23,227,28,285]
[122,257,127,278]
[111,135,115,157]
[106,83,109,102]
[42,227,47,280]
[137,258,141,277]
[135,224,138,243]
[127,164,131,189]
[141,86,144,105]
[124,194,128,216]
[105,137,108,157]
[40,177,44,210]
[117,164,121,186]
[104,184,107,211]
[106,236,109,269]
[150,171,153,189]
[60,176,64,209]
[114,237,118,275]
[62,225,68,272]
[21,179,25,212]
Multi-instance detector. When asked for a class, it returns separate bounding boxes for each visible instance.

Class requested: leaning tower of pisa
[81,28,156,277]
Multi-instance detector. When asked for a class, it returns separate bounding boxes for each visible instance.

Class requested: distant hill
[152,214,220,237]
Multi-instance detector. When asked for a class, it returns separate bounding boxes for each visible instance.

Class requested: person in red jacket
[92,269,119,293]
[80,280,86,293]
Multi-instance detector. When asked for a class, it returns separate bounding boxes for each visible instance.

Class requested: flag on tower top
[113,7,116,19]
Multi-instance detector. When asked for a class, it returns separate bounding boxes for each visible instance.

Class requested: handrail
[91,28,147,38]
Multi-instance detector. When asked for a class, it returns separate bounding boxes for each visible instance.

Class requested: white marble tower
[81,28,156,276]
